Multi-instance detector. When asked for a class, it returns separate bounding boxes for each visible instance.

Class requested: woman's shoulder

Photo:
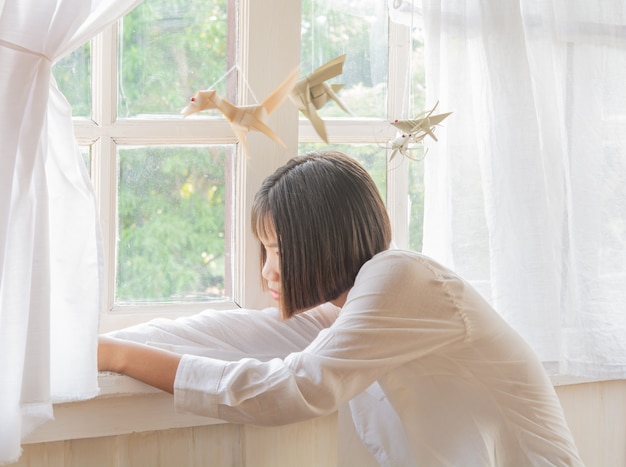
[368,248,422,264]
[351,249,453,296]
[354,249,472,305]
[345,249,472,327]
[363,249,453,278]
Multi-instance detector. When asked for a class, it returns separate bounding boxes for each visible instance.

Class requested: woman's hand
[97,335,182,394]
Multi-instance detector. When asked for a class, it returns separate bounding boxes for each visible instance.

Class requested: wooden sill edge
[22,372,602,445]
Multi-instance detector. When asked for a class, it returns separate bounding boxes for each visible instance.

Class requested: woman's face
[260,228,281,302]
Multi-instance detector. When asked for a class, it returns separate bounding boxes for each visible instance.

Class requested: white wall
[9,380,626,467]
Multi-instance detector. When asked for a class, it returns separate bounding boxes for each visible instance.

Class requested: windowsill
[22,373,225,445]
[23,372,604,445]
[549,374,602,386]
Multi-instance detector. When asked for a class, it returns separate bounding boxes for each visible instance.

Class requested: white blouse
[109,250,584,466]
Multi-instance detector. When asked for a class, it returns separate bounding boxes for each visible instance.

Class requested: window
[53,0,426,331]
[298,0,427,251]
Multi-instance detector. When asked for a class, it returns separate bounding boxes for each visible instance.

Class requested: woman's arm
[105,304,339,361]
[98,335,182,393]
[97,303,340,394]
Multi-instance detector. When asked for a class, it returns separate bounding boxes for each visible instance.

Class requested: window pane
[408,158,424,252]
[389,2,427,117]
[301,0,389,118]
[79,146,91,174]
[119,0,235,117]
[298,143,387,203]
[53,43,91,118]
[116,145,233,303]
[409,17,426,116]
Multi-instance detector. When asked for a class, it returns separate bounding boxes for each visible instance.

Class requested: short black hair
[251,151,392,318]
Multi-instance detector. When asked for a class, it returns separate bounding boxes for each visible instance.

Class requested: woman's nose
[262,256,279,281]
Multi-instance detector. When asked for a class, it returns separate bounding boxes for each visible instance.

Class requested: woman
[99,151,584,466]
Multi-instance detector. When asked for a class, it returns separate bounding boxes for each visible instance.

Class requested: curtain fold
[421,0,626,378]
[0,0,142,463]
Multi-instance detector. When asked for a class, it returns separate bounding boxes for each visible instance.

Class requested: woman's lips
[268,288,280,301]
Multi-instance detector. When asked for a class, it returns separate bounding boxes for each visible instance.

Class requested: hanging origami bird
[181,68,299,156]
[289,54,351,143]
[389,102,452,160]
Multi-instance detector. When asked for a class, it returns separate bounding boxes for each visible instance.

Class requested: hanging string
[240,70,260,104]
[209,65,236,90]
[208,65,261,104]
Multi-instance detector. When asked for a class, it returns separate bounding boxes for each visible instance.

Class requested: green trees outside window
[53,0,426,305]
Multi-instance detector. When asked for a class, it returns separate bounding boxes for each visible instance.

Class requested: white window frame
[74,0,416,334]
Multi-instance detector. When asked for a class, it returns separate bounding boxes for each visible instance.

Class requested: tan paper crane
[389,102,452,160]
[289,54,351,143]
[181,68,299,157]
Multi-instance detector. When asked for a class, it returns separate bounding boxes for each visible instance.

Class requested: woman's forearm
[98,335,182,394]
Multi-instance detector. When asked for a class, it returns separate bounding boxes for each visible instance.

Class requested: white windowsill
[22,372,603,445]
[549,374,601,386]
[22,373,225,445]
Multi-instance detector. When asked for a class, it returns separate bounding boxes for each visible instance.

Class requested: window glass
[389,2,427,117]
[53,43,91,118]
[116,145,233,303]
[408,19,426,117]
[300,0,389,119]
[119,0,235,117]
[56,0,426,313]
[80,146,91,174]
[408,157,425,251]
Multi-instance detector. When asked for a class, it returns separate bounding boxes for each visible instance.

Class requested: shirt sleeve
[106,302,340,361]
[174,251,469,425]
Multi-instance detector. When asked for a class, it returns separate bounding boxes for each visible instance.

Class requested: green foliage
[301,0,388,118]
[116,146,229,301]
[119,0,230,116]
[52,0,428,303]
[53,43,91,117]
[408,157,425,252]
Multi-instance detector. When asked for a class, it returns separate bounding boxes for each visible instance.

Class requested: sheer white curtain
[0,0,142,463]
[420,0,626,378]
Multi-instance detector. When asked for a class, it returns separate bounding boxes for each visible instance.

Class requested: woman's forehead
[255,215,277,244]
[259,230,278,247]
